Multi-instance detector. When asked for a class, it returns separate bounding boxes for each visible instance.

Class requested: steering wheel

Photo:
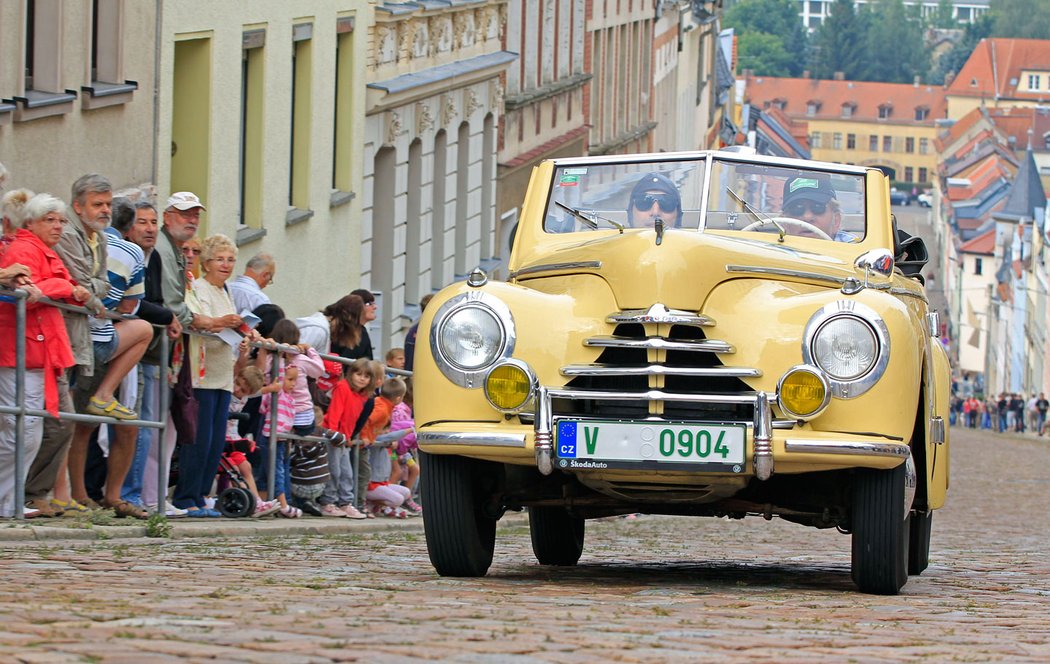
[740,216,832,241]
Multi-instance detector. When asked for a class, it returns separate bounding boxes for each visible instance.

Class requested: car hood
[511,229,866,310]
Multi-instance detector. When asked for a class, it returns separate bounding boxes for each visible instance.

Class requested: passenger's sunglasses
[632,193,679,212]
[785,200,828,217]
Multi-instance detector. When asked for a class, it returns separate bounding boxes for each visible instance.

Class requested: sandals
[50,498,89,514]
[103,500,149,520]
[278,506,302,519]
[379,506,408,519]
[86,397,138,421]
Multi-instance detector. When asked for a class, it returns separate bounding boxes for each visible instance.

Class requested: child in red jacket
[317,358,372,519]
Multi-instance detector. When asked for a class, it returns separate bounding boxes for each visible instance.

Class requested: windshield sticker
[563,168,588,175]
[559,174,580,186]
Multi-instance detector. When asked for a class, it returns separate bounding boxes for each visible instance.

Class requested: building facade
[743,75,946,188]
[0,0,157,200]
[798,0,989,31]
[362,1,513,351]
[155,1,370,319]
[945,38,1050,119]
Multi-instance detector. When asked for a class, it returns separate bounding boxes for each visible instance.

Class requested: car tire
[420,452,497,577]
[529,506,585,566]
[217,487,255,518]
[908,510,933,575]
[851,463,910,595]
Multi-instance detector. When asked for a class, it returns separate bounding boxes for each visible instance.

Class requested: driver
[628,173,680,228]
[782,175,856,242]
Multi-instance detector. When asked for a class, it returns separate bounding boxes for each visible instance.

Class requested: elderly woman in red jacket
[0,193,84,519]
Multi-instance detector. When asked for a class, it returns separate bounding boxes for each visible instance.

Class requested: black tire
[529,506,585,566]
[420,453,497,577]
[218,487,255,518]
[851,463,910,595]
[908,510,933,576]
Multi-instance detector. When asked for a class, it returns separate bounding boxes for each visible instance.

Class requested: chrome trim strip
[784,439,911,457]
[508,261,602,280]
[546,387,772,404]
[890,287,927,302]
[753,392,774,480]
[726,264,846,286]
[560,364,761,378]
[585,336,734,353]
[726,264,893,291]
[418,432,527,448]
[608,303,715,327]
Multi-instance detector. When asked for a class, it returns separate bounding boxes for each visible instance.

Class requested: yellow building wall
[156,2,370,319]
[807,118,940,185]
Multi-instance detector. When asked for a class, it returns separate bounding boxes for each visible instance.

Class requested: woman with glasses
[0,194,83,518]
[173,233,246,517]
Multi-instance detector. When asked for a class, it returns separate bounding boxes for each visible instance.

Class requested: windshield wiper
[725,188,786,243]
[555,201,624,234]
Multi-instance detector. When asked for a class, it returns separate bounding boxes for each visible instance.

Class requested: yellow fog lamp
[777,365,831,420]
[484,359,537,413]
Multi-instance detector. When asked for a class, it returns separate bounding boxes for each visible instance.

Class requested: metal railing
[1,285,411,519]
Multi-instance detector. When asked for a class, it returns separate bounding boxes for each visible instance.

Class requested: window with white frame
[1028,74,1041,91]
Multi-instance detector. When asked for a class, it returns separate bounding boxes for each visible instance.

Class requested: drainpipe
[151,0,163,189]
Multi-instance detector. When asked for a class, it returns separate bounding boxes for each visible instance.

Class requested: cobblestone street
[2,426,1048,662]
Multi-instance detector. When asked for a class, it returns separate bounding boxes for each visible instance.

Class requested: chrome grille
[557,306,762,422]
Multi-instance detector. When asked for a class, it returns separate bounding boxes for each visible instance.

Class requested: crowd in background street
[0,161,428,521]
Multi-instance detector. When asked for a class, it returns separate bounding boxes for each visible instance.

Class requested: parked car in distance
[917,191,933,207]
[889,188,911,206]
[415,148,951,595]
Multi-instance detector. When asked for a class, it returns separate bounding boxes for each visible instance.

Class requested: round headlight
[811,316,878,380]
[484,360,535,412]
[777,365,830,420]
[437,305,504,370]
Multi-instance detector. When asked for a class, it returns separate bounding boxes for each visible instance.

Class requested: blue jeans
[173,388,232,510]
[121,364,158,506]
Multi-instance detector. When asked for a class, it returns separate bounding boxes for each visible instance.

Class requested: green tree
[990,0,1050,39]
[724,0,808,76]
[861,0,929,83]
[930,0,958,29]
[736,32,795,77]
[931,13,993,84]
[813,0,868,80]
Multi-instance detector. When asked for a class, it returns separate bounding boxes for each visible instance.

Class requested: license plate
[555,420,746,472]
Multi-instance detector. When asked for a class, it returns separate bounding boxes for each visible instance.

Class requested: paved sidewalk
[0,509,529,542]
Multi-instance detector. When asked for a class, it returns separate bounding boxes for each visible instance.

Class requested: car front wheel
[851,463,910,595]
[420,452,497,577]
[529,506,585,566]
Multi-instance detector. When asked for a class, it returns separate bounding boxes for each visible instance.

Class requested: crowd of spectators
[0,161,422,521]
[949,390,1050,435]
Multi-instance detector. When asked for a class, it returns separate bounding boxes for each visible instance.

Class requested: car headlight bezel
[802,300,889,399]
[429,292,516,388]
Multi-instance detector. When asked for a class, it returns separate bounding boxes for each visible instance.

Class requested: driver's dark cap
[628,173,680,211]
[783,175,837,207]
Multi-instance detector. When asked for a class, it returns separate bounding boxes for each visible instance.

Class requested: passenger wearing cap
[781,176,856,242]
[627,173,681,228]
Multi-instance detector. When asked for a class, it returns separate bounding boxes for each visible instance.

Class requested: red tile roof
[958,228,995,255]
[947,38,1050,102]
[984,107,1050,152]
[743,75,947,125]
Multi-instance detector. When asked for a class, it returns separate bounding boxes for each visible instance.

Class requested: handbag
[170,337,199,446]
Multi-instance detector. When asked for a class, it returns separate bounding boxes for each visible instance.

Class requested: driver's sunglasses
[785,200,828,217]
[632,193,678,212]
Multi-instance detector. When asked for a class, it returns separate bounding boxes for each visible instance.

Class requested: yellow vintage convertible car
[415,149,950,595]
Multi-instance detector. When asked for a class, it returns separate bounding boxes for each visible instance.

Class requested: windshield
[543,156,867,242]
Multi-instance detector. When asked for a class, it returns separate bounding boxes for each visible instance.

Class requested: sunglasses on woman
[632,193,679,212]
[785,200,828,217]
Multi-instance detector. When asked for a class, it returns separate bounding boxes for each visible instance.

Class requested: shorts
[70,332,120,413]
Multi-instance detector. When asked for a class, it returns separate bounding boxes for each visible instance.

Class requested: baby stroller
[215,437,257,518]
